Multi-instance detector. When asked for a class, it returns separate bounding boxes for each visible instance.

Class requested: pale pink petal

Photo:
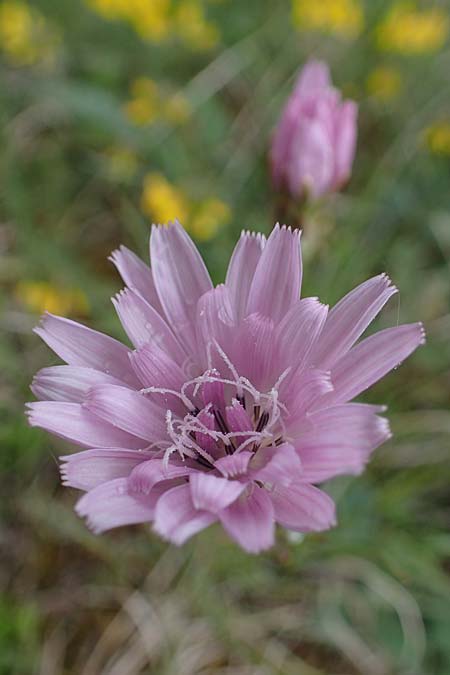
[282,369,333,432]
[225,399,253,433]
[27,401,144,449]
[220,486,275,553]
[60,449,151,490]
[195,408,218,455]
[324,323,426,405]
[214,451,253,478]
[75,478,157,533]
[31,366,128,403]
[250,443,301,487]
[128,458,194,494]
[310,274,398,369]
[109,245,163,313]
[150,221,212,356]
[112,288,185,363]
[190,473,246,512]
[246,225,302,323]
[34,314,139,387]
[333,101,358,187]
[85,384,167,442]
[153,483,216,545]
[225,231,266,320]
[277,297,328,370]
[271,483,336,532]
[288,117,335,198]
[130,341,185,389]
[295,60,331,96]
[232,313,279,391]
[296,403,391,482]
[196,285,235,369]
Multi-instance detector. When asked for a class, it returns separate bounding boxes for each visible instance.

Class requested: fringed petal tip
[418,322,427,345]
[272,222,302,238]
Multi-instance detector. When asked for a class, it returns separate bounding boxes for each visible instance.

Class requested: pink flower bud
[271,60,358,200]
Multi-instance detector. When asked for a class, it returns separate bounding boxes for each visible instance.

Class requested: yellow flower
[87,0,171,42]
[124,78,160,126]
[292,0,364,39]
[141,173,190,225]
[130,0,171,42]
[174,0,220,51]
[367,66,402,101]
[105,147,139,181]
[16,281,89,316]
[189,198,231,241]
[377,3,448,55]
[163,93,192,125]
[426,122,450,156]
[124,77,191,127]
[0,1,60,67]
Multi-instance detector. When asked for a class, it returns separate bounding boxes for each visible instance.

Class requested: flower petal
[109,245,163,314]
[310,274,398,369]
[31,365,128,403]
[128,458,193,494]
[233,313,279,391]
[190,473,246,512]
[246,225,302,323]
[34,313,139,387]
[325,323,426,405]
[85,384,167,442]
[196,285,235,370]
[250,443,302,487]
[150,221,213,356]
[225,399,253,433]
[333,100,358,187]
[60,448,151,490]
[153,483,216,545]
[296,403,391,482]
[277,297,328,371]
[271,483,336,532]
[112,288,185,363]
[75,478,158,533]
[220,486,275,553]
[27,401,144,449]
[129,342,187,414]
[214,451,253,478]
[225,231,266,320]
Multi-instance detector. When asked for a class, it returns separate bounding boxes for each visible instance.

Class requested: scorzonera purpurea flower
[271,60,358,200]
[28,222,424,552]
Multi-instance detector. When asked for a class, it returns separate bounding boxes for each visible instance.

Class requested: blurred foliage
[0,0,449,673]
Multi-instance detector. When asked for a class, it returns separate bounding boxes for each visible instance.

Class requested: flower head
[271,60,358,201]
[28,222,424,553]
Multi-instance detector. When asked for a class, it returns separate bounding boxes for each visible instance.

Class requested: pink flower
[271,60,358,200]
[27,222,424,553]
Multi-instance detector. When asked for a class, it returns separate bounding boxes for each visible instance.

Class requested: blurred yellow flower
[87,0,171,42]
[292,0,364,39]
[88,0,219,48]
[163,93,192,125]
[0,1,60,67]
[141,173,229,240]
[367,66,402,101]
[189,198,231,241]
[105,147,139,181]
[174,0,220,51]
[377,3,448,54]
[16,281,89,316]
[124,77,191,127]
[141,173,190,225]
[124,78,160,126]
[426,122,450,156]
